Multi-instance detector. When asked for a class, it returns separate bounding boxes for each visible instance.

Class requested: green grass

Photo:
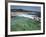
[11,16,41,31]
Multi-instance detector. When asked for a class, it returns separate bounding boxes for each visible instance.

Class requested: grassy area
[11,16,41,31]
